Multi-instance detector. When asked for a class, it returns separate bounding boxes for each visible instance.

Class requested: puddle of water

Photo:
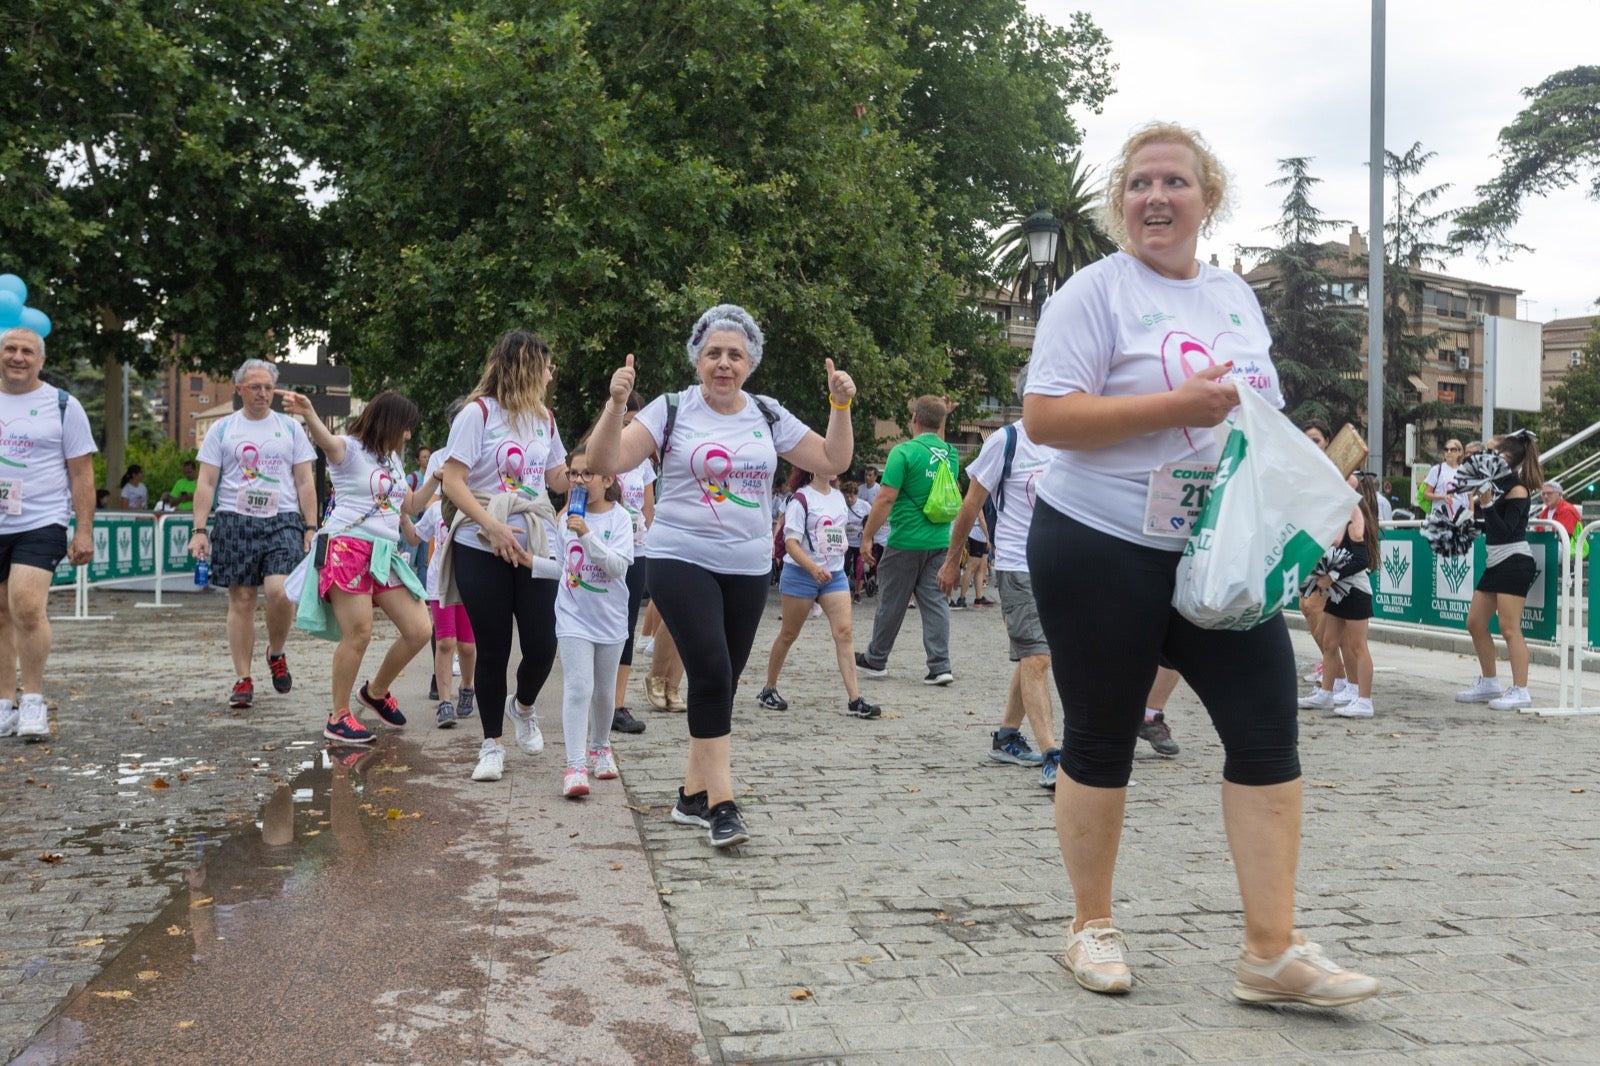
[17,733,489,1065]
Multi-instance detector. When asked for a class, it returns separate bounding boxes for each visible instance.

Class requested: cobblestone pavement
[3,585,1598,1064]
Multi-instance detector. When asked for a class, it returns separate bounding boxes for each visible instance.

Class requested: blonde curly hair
[1097,122,1231,248]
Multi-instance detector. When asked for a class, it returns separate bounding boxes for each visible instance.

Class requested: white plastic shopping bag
[1172,384,1358,630]
[282,551,312,605]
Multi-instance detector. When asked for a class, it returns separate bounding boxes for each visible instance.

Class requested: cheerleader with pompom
[1298,475,1381,717]
[1455,431,1542,710]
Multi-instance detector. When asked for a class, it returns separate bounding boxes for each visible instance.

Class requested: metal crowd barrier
[47,513,203,621]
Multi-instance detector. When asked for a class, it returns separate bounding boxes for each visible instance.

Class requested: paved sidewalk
[3,587,1599,1063]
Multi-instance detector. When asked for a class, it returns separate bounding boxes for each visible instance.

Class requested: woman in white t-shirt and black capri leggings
[1022,122,1377,1007]
[440,331,570,783]
[589,305,857,848]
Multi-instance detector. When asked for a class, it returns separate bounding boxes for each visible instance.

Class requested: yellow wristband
[829,396,852,411]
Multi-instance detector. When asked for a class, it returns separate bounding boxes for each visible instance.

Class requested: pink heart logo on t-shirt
[369,469,398,511]
[495,440,528,490]
[1157,330,1247,392]
[689,440,767,520]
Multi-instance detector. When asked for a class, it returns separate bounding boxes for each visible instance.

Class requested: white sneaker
[1303,663,1323,683]
[1298,688,1335,709]
[638,636,655,657]
[1336,697,1374,718]
[1456,676,1503,703]
[1330,680,1357,706]
[471,739,505,781]
[562,768,590,798]
[1488,686,1532,711]
[589,746,619,779]
[1064,918,1132,994]
[508,697,543,754]
[0,699,16,737]
[17,695,49,739]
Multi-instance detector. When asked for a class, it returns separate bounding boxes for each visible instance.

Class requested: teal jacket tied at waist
[295,530,424,643]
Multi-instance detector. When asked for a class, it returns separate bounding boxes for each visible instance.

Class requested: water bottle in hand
[194,559,209,587]
[568,485,588,518]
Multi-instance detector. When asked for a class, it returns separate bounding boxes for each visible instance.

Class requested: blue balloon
[17,307,51,338]
[0,275,25,303]
[0,291,20,329]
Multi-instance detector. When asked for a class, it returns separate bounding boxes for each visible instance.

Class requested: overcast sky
[1026,1,1599,324]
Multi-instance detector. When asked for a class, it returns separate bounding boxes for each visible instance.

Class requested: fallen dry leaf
[93,990,133,1000]
[375,786,399,794]
[610,863,624,871]
[1573,788,1586,794]
[176,1020,194,1030]
[191,897,214,908]
[569,831,579,838]
[166,926,185,937]
[934,912,950,921]
[905,786,920,793]
[75,938,105,947]
[386,808,402,820]
[789,988,813,1000]
[137,970,159,981]
[857,955,874,964]
[303,830,321,837]
[150,778,170,790]
[658,887,672,896]
[37,853,63,864]
[962,920,977,927]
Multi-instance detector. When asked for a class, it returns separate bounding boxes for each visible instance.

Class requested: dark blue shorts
[210,511,304,587]
[0,524,68,582]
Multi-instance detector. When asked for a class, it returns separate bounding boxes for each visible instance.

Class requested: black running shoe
[672,788,711,828]
[755,687,788,710]
[846,696,881,719]
[1138,712,1180,756]
[707,801,750,848]
[267,652,292,694]
[612,706,646,734]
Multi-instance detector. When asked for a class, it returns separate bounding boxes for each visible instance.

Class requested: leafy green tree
[1549,323,1600,452]
[986,153,1117,317]
[1238,158,1365,429]
[1371,143,1461,473]
[1452,66,1600,256]
[0,0,340,486]
[894,1,1114,411]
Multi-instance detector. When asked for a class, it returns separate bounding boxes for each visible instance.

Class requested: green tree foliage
[896,2,1114,413]
[1548,322,1600,450]
[314,0,1116,446]
[1452,66,1600,256]
[986,153,1117,315]
[1238,158,1365,429]
[0,0,340,481]
[318,0,951,446]
[1374,143,1460,473]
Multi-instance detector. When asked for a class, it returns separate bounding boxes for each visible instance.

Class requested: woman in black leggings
[440,330,570,783]
[1021,122,1377,1008]
[588,305,856,847]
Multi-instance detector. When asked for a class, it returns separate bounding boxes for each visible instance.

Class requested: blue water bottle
[194,558,209,587]
[568,485,588,518]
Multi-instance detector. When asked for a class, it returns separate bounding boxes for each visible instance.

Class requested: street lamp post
[1023,208,1062,323]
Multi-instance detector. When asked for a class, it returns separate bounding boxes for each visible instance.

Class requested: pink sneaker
[562,768,590,798]
[589,747,619,779]
[1233,932,1380,1007]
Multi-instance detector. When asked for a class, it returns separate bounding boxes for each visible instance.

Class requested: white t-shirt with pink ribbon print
[443,397,566,552]
[964,423,1052,574]
[198,410,316,519]
[1024,252,1284,552]
[634,388,809,576]
[0,385,97,533]
[784,484,849,573]
[324,436,408,541]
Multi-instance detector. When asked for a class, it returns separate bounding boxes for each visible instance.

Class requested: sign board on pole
[1485,316,1544,413]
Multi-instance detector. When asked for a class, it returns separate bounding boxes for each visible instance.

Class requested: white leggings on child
[558,636,625,770]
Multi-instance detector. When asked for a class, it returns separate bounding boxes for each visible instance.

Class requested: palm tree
[987,152,1118,316]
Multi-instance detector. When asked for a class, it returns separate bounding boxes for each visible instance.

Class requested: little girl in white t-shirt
[553,443,636,798]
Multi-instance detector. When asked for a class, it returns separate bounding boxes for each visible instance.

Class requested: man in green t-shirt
[170,459,199,512]
[856,395,958,685]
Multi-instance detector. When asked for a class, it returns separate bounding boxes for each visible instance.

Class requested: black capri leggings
[647,558,768,739]
[618,558,649,668]
[452,543,559,742]
[1027,504,1300,788]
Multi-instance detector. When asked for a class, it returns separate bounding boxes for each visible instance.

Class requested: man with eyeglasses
[1422,439,1467,518]
[1536,480,1582,539]
[187,359,318,709]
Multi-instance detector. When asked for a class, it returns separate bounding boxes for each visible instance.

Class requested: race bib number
[236,486,280,518]
[629,508,647,547]
[0,478,21,516]
[1144,461,1216,539]
[820,525,847,560]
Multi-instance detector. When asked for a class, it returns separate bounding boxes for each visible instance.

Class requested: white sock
[1144,707,1160,721]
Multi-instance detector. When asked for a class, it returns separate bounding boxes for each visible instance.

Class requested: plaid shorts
[210,511,305,587]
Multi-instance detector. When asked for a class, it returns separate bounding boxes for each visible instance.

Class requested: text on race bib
[0,478,22,516]
[236,486,281,518]
[1144,461,1217,539]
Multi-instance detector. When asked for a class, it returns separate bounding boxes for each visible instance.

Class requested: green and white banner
[1372,528,1558,641]
[52,515,196,587]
